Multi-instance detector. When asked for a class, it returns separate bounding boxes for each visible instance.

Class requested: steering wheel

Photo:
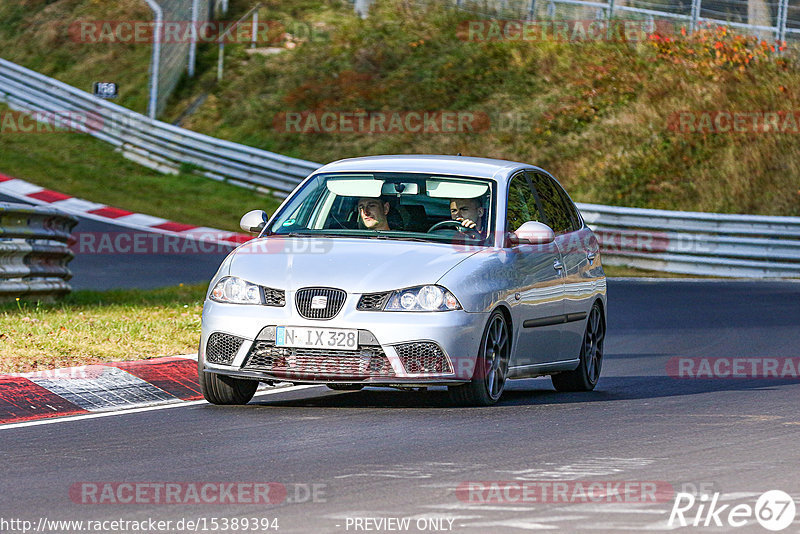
[427,220,481,239]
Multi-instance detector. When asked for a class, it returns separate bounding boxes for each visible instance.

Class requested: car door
[528,171,597,358]
[504,172,567,369]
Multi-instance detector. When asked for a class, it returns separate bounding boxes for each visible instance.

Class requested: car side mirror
[240,210,268,234]
[510,221,555,245]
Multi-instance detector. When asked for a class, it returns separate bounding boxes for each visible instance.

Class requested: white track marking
[0,178,43,195]
[114,213,169,227]
[0,385,323,431]
[49,197,105,212]
[498,457,659,480]
[28,366,175,411]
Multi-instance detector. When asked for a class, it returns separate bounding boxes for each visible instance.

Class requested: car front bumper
[200,299,489,385]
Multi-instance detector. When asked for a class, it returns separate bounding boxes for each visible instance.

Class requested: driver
[450,197,485,233]
[357,197,392,230]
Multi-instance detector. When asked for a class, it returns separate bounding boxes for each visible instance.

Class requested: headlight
[384,285,461,312]
[209,276,263,305]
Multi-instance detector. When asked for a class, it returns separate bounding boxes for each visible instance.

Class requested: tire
[448,310,510,406]
[552,301,605,392]
[326,384,365,391]
[198,355,258,405]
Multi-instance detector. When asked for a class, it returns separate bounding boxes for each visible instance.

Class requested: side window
[527,172,574,235]
[506,173,542,233]
[555,183,582,231]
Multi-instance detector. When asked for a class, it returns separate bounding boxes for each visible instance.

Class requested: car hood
[228,237,479,293]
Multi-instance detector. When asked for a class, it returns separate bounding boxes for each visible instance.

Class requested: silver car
[199,155,606,406]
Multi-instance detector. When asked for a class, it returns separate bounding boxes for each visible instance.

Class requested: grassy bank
[5,0,797,218]
[0,0,154,114]
[179,0,800,216]
[0,283,207,374]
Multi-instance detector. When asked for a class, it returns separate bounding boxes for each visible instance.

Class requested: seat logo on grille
[310,296,328,309]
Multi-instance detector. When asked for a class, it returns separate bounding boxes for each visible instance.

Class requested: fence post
[142,0,163,119]
[690,0,701,33]
[527,0,536,20]
[776,0,788,43]
[354,0,372,18]
[188,0,200,77]
[608,0,616,20]
[217,41,225,81]
[252,10,259,49]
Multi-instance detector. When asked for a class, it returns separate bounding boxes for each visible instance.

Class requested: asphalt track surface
[2,280,799,533]
[1,192,229,290]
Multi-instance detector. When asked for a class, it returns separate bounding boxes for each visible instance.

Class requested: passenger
[357,197,392,230]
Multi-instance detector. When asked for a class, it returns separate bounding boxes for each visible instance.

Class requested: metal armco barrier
[0,58,320,194]
[577,203,800,278]
[0,203,78,299]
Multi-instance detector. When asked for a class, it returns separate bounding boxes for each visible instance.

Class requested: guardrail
[577,203,800,278]
[0,58,320,194]
[0,203,78,299]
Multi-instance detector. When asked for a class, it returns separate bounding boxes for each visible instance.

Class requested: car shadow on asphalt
[244,370,796,409]
[500,375,798,406]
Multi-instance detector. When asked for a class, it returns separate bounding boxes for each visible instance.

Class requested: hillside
[1,0,799,217]
[179,0,800,216]
[0,0,154,113]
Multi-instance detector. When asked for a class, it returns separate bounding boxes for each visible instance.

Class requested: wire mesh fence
[362,0,796,41]
[140,0,222,118]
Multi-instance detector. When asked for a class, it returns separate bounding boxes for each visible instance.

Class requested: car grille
[243,342,394,379]
[263,287,286,307]
[206,333,245,365]
[395,342,452,374]
[295,287,346,320]
[357,291,391,311]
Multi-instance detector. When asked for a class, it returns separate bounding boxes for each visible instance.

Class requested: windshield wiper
[270,232,349,238]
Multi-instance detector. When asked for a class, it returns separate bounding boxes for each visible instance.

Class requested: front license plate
[276,326,358,350]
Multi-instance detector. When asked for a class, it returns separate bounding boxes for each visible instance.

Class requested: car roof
[313,155,532,180]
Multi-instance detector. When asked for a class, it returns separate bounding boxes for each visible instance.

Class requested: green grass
[0,283,207,374]
[0,104,282,232]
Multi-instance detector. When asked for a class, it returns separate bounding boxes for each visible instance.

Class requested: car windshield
[266,172,495,245]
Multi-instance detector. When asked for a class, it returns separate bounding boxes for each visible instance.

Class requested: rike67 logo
[669,490,796,531]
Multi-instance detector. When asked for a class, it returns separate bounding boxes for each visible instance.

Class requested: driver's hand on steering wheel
[455,218,477,229]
